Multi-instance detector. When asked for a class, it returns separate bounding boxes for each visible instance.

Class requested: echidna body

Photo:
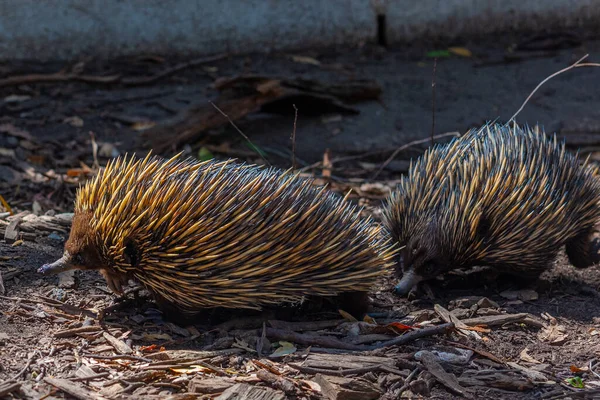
[382,123,600,294]
[39,154,397,315]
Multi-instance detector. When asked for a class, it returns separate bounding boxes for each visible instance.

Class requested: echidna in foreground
[382,122,600,295]
[38,154,397,318]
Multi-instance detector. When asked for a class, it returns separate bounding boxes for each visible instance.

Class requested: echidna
[38,154,397,317]
[382,122,600,295]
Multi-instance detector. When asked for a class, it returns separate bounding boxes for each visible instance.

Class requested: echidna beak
[37,253,74,275]
[394,269,423,296]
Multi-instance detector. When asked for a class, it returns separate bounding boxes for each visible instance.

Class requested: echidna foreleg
[565,227,600,269]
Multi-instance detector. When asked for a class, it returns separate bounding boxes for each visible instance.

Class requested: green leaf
[269,341,297,358]
[197,147,214,161]
[566,376,585,388]
[426,50,451,58]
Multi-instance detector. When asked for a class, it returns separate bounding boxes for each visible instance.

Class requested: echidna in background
[38,154,397,319]
[382,122,600,295]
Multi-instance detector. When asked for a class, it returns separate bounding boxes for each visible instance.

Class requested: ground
[1,32,600,399]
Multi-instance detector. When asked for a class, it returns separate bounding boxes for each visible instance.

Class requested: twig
[508,54,590,123]
[209,101,271,166]
[122,53,228,86]
[299,131,460,173]
[371,132,460,180]
[290,364,398,377]
[0,382,21,397]
[393,367,421,394]
[265,327,367,351]
[431,58,437,146]
[10,352,36,381]
[70,372,110,382]
[0,72,121,87]
[81,353,152,363]
[291,104,298,169]
[368,322,455,349]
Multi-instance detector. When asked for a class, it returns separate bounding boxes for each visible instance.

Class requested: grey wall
[0,0,598,61]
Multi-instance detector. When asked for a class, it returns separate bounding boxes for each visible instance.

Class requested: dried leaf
[270,341,297,358]
[291,55,321,65]
[538,324,568,345]
[0,124,33,141]
[519,348,541,364]
[171,365,212,374]
[448,47,473,57]
[131,120,156,131]
[4,94,31,103]
[386,322,415,332]
[322,149,332,179]
[64,116,84,128]
[141,333,173,341]
[500,289,538,301]
[11,240,23,247]
[339,309,358,322]
[363,314,377,324]
[570,365,589,373]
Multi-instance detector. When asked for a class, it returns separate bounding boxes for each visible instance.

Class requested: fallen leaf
[538,323,568,345]
[565,376,585,388]
[141,333,173,341]
[64,116,84,128]
[270,341,297,358]
[322,149,332,179]
[363,314,377,324]
[339,309,358,322]
[386,322,415,332]
[11,240,23,247]
[570,365,589,373]
[131,120,156,131]
[519,348,541,364]
[4,94,31,103]
[500,289,538,301]
[426,50,451,58]
[171,365,212,374]
[321,114,342,124]
[291,55,321,65]
[448,47,473,57]
[198,147,214,162]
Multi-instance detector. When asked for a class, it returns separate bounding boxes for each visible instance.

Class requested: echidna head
[38,211,129,294]
[395,221,447,295]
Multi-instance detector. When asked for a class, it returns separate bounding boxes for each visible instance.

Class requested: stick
[209,101,271,166]
[122,53,228,86]
[371,132,460,180]
[508,54,590,123]
[431,58,437,146]
[368,323,454,349]
[265,327,367,351]
[291,104,298,169]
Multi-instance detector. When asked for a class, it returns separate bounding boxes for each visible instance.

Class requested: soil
[1,32,600,399]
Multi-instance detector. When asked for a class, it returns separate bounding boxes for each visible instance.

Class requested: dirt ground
[1,32,600,399]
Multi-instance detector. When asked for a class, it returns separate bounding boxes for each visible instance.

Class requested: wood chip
[419,351,472,398]
[313,374,382,400]
[216,383,286,400]
[189,377,235,394]
[435,304,481,340]
[4,217,20,244]
[102,331,133,354]
[44,377,107,400]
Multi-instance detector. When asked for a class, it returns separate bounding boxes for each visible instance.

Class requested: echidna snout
[38,212,130,294]
[394,237,445,295]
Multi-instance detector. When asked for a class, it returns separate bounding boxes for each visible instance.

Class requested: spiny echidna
[382,122,600,295]
[38,153,397,318]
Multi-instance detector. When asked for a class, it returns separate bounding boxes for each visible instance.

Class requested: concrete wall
[0,0,598,61]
